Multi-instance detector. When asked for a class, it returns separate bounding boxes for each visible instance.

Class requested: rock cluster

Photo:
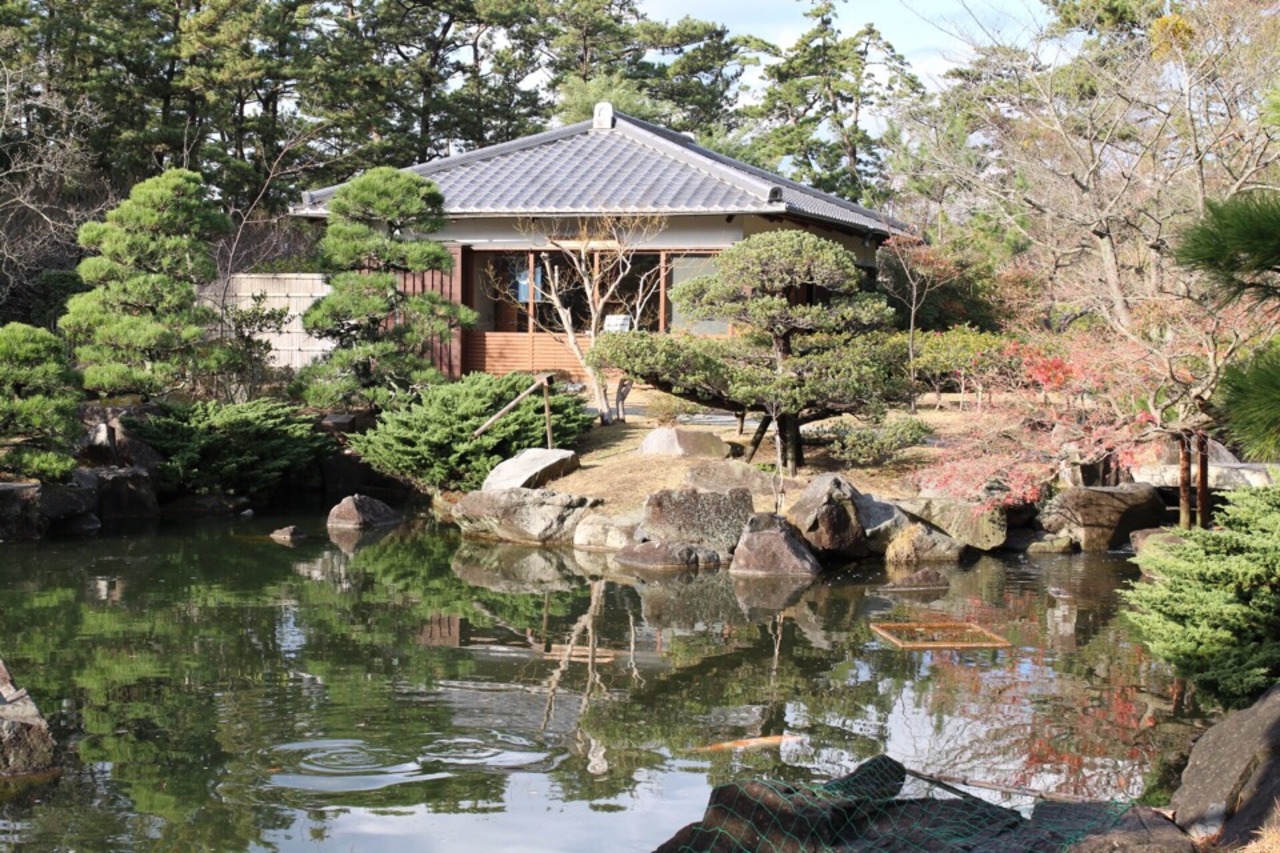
[0,660,56,778]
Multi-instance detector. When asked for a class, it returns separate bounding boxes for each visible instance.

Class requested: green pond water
[0,514,1200,852]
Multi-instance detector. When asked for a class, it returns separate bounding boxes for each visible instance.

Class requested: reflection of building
[419,615,468,648]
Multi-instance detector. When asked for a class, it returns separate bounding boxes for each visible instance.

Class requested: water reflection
[0,518,1200,851]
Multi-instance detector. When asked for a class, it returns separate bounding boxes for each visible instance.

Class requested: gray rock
[784,474,867,558]
[1129,527,1185,559]
[163,493,251,516]
[572,510,641,552]
[482,448,580,491]
[50,513,101,537]
[270,526,308,546]
[898,496,1007,551]
[452,488,599,545]
[852,492,911,556]
[0,483,45,541]
[110,417,165,477]
[1040,484,1167,552]
[1172,684,1280,846]
[1003,528,1076,554]
[683,460,801,497]
[884,522,966,564]
[884,566,951,590]
[0,660,56,776]
[1133,433,1238,466]
[1050,804,1194,852]
[641,487,754,556]
[729,513,823,576]
[637,427,729,459]
[326,494,404,530]
[615,541,720,571]
[1130,462,1274,489]
[38,483,95,523]
[87,466,159,520]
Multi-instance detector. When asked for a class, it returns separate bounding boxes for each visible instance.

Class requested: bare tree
[876,233,964,413]
[891,0,1280,423]
[499,214,666,422]
[0,37,110,321]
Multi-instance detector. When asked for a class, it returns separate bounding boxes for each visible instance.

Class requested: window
[668,254,728,335]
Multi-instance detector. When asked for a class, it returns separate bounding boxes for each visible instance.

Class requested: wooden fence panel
[462,331,591,378]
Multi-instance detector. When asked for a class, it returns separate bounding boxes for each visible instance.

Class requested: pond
[0,514,1201,851]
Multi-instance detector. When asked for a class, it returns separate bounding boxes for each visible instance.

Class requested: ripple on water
[266,738,437,793]
[260,732,551,795]
[418,732,549,769]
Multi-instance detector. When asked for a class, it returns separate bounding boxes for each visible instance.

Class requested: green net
[657,755,1130,852]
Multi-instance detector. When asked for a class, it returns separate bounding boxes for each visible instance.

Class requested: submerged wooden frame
[869,621,1012,651]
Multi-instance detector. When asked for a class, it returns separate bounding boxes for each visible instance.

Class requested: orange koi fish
[693,734,804,753]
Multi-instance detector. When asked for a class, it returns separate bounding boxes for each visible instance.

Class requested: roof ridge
[610,110,908,234]
[609,112,783,205]
[301,120,595,205]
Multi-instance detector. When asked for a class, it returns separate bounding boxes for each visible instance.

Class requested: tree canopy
[296,167,475,410]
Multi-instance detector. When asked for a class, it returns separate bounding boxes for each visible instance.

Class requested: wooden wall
[397,245,467,379]
[462,331,591,378]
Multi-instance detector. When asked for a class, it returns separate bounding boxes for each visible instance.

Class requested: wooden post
[473,372,554,438]
[1178,432,1193,530]
[658,252,669,333]
[615,378,633,423]
[1197,430,1210,529]
[543,382,554,449]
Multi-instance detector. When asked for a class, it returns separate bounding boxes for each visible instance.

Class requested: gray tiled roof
[295,110,908,236]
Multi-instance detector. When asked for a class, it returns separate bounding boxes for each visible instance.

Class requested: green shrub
[125,399,331,498]
[349,372,595,492]
[645,393,706,425]
[1126,485,1280,708]
[0,323,82,481]
[811,417,933,467]
[819,416,933,467]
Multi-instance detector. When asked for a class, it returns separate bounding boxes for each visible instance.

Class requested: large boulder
[1130,433,1238,466]
[1003,528,1075,555]
[0,484,45,541]
[784,474,867,558]
[0,660,56,777]
[572,510,641,552]
[683,460,802,497]
[86,466,159,520]
[1040,483,1167,552]
[1130,463,1274,490]
[729,513,823,576]
[615,540,720,571]
[637,427,729,459]
[640,487,754,556]
[326,494,404,530]
[897,496,1007,551]
[853,492,912,556]
[481,448,580,491]
[1171,685,1280,846]
[885,522,966,564]
[452,488,600,545]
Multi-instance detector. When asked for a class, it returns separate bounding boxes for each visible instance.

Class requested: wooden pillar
[1178,432,1193,530]
[1197,431,1211,529]
[659,251,668,332]
[527,252,536,371]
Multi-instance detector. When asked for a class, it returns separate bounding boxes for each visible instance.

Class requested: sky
[639,0,1046,91]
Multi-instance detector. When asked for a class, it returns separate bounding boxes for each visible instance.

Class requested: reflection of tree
[0,528,1200,845]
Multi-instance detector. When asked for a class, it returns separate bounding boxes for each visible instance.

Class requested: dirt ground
[552,387,992,513]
